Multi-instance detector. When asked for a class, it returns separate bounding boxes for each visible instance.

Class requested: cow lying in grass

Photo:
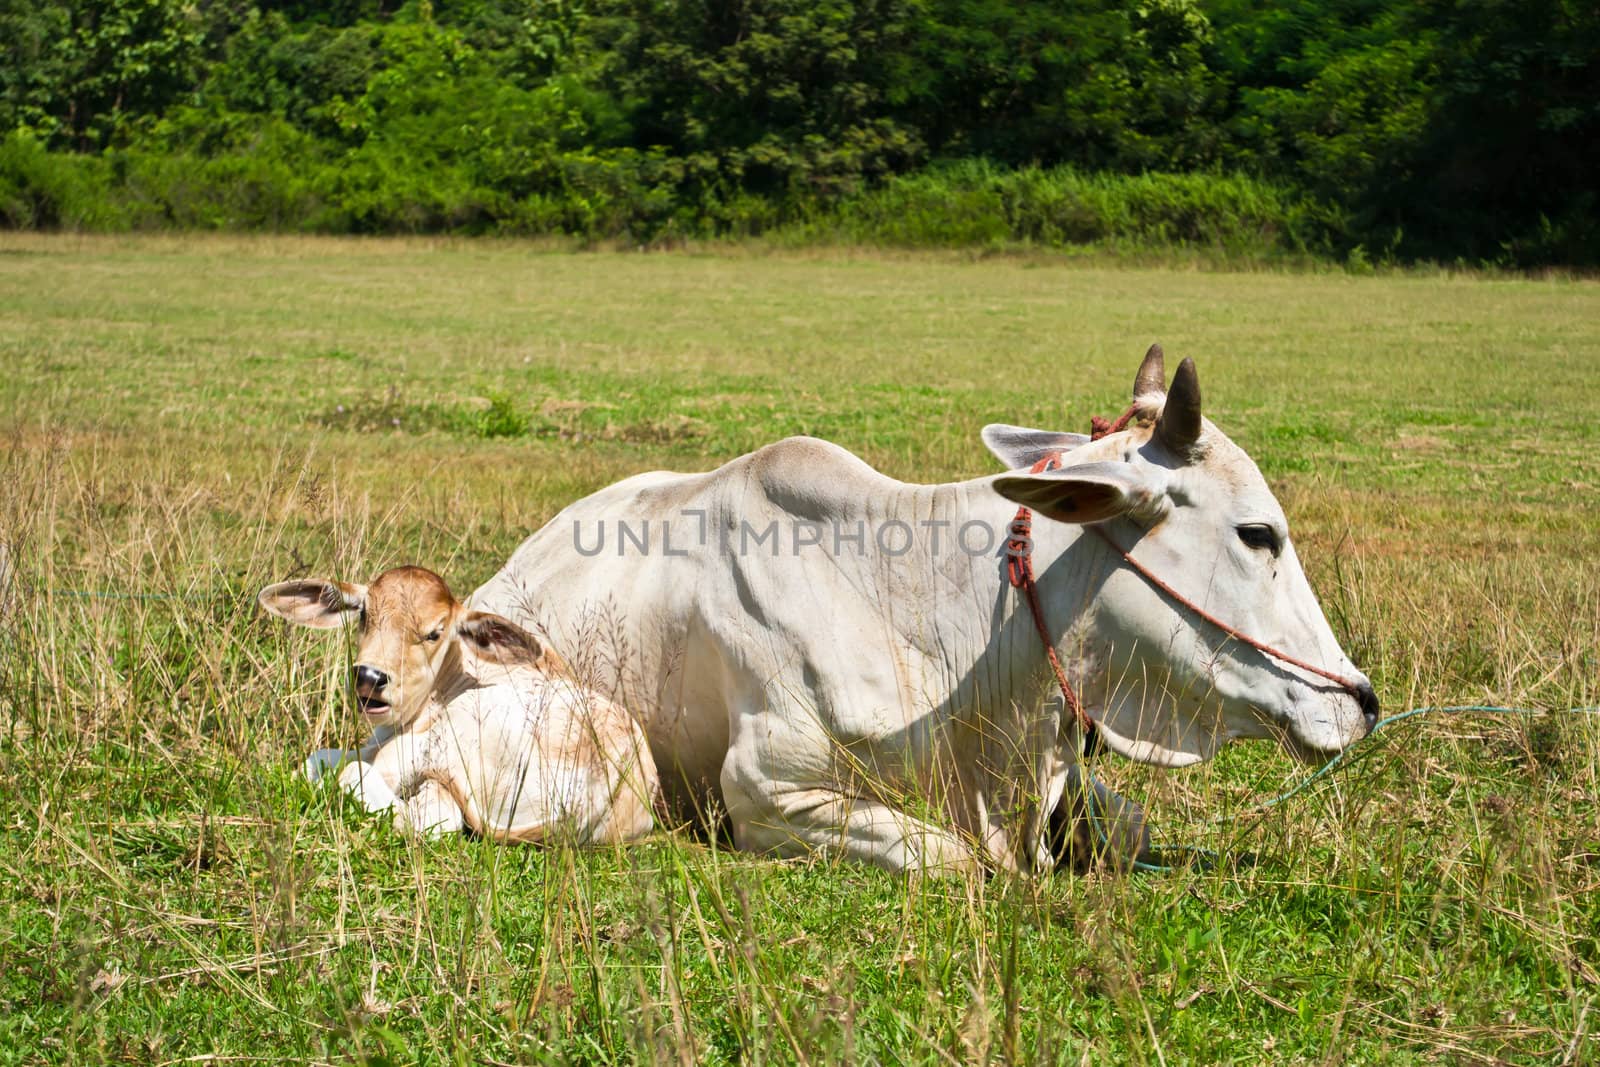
[469,347,1377,874]
[259,566,658,845]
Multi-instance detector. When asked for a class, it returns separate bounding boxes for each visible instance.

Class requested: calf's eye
[423,628,443,642]
[1236,524,1280,554]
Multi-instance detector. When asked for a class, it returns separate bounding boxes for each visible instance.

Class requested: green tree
[1412,0,1600,263]
[0,0,203,149]
[586,0,924,201]
[433,0,591,87]
[903,0,1226,171]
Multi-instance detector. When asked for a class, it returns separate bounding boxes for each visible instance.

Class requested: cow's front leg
[395,778,466,838]
[1049,763,1151,873]
[722,756,980,875]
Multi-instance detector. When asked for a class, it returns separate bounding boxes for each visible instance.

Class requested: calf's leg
[395,778,466,838]
[337,760,401,814]
[304,747,360,783]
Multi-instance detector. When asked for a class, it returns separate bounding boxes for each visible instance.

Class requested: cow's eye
[1236,524,1280,554]
[423,629,443,642]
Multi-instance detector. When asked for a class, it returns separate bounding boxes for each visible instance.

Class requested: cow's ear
[981,424,1091,470]
[258,580,364,629]
[991,462,1168,525]
[456,611,548,669]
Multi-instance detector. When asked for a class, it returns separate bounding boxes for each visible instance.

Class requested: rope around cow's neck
[1005,406,1367,760]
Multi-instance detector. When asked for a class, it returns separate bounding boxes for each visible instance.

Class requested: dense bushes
[2,123,1323,257]
[0,0,1596,265]
[0,133,116,229]
[790,162,1331,254]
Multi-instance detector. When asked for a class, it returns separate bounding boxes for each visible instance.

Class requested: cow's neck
[889,480,1116,870]
[1023,512,1120,700]
[880,479,1114,724]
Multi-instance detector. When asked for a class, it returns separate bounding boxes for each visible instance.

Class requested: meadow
[1,234,1597,1065]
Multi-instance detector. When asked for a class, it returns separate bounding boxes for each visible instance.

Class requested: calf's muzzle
[352,664,390,697]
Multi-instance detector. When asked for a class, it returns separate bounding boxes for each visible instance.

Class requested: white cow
[260,566,659,845]
[469,348,1378,874]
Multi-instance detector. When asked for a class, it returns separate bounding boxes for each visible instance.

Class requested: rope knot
[1090,405,1139,441]
[1004,517,1033,590]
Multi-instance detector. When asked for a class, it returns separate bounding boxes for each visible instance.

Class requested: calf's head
[259,565,556,728]
[986,345,1377,766]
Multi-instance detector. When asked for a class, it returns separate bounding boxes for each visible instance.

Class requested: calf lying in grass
[259,566,658,844]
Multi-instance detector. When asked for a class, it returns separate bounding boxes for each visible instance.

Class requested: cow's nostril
[1355,683,1380,733]
[352,665,390,693]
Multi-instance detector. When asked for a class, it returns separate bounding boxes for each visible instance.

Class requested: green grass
[1,233,1597,1065]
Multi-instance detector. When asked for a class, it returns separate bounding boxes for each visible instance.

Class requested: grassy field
[1,233,1597,1065]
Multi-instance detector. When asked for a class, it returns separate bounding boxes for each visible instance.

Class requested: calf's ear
[258,580,365,629]
[992,461,1168,525]
[456,611,548,669]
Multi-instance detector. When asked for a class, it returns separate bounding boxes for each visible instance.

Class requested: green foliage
[902,0,1227,171]
[0,0,1595,264]
[1409,0,1600,264]
[106,109,331,229]
[587,0,926,200]
[464,392,530,438]
[1207,0,1600,264]
[0,0,204,149]
[433,0,591,86]
[795,160,1332,255]
[0,130,120,228]
[203,12,385,136]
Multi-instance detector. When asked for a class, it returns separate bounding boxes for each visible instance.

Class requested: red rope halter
[1003,405,1367,759]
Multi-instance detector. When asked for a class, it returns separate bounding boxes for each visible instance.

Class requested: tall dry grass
[1,237,1597,1064]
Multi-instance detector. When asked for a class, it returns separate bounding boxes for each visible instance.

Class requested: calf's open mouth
[356,695,391,715]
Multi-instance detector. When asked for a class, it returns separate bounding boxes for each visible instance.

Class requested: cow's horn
[1156,357,1202,451]
[1133,343,1166,399]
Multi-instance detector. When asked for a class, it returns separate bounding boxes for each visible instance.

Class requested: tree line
[2,0,1596,266]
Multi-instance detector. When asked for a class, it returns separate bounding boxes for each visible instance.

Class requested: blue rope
[1091,704,1600,875]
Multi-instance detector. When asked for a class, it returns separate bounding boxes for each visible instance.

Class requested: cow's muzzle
[1356,682,1380,736]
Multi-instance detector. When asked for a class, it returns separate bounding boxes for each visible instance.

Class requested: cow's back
[469,438,894,807]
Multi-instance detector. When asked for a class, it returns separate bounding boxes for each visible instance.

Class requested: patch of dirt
[540,398,615,419]
[601,414,711,444]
